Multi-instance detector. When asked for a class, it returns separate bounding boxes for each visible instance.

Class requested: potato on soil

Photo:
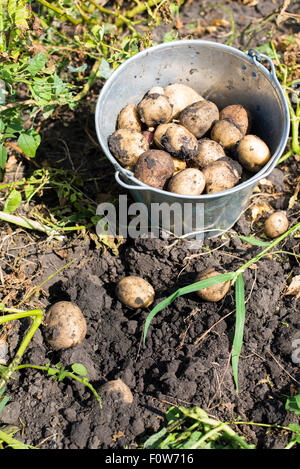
[116,276,155,309]
[158,123,199,161]
[117,104,142,132]
[264,211,288,239]
[168,168,205,196]
[202,157,242,193]
[188,138,225,169]
[236,135,271,173]
[179,100,219,138]
[100,379,133,404]
[164,83,203,119]
[108,129,149,166]
[219,104,251,136]
[211,118,243,150]
[134,149,174,189]
[44,301,87,350]
[195,268,231,302]
[137,92,172,127]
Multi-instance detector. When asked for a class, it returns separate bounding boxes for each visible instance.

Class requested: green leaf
[3,189,22,213]
[232,273,246,392]
[0,396,10,413]
[285,395,300,415]
[162,30,178,43]
[98,58,113,80]
[0,144,7,170]
[27,52,47,77]
[238,235,271,247]
[71,363,87,377]
[18,132,40,158]
[143,272,235,344]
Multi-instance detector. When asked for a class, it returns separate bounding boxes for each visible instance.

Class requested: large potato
[108,129,149,166]
[236,135,271,173]
[219,104,251,136]
[164,83,203,119]
[211,118,243,150]
[168,168,205,196]
[188,138,225,169]
[202,157,242,193]
[117,104,142,132]
[137,92,173,127]
[44,301,87,350]
[158,123,199,161]
[179,100,219,138]
[116,276,155,309]
[134,149,174,189]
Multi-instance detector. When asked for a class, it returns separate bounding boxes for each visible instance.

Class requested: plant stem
[0,429,35,449]
[0,309,43,391]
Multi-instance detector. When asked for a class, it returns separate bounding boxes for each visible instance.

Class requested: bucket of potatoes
[95,41,290,238]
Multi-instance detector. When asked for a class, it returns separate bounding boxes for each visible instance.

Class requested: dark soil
[0,0,299,450]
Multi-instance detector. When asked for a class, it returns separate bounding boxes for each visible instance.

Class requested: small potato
[148,86,165,95]
[159,123,199,161]
[117,104,142,132]
[236,135,271,173]
[188,138,225,169]
[202,157,242,194]
[264,211,288,239]
[219,104,251,136]
[134,149,175,189]
[44,301,87,351]
[179,100,219,138]
[116,276,155,309]
[195,268,231,302]
[100,379,133,404]
[211,118,243,150]
[168,168,205,196]
[164,83,203,119]
[108,129,149,166]
[137,92,172,127]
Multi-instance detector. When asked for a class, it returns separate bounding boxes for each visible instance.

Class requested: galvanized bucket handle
[247,49,280,87]
[115,169,149,190]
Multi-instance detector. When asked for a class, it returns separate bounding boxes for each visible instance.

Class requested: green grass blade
[143,272,235,344]
[232,273,246,392]
[237,235,271,247]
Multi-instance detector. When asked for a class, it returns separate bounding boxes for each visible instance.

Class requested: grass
[143,222,300,391]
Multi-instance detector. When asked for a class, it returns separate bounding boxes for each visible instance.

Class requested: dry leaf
[288,183,300,209]
[210,18,230,27]
[284,275,300,299]
[243,0,259,6]
[249,202,272,222]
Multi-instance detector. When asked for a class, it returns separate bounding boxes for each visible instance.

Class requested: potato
[116,276,155,309]
[264,211,288,238]
[168,168,205,196]
[134,149,174,189]
[211,118,243,150]
[137,92,172,127]
[100,379,133,404]
[153,123,178,149]
[236,134,271,173]
[158,123,199,161]
[108,129,149,166]
[219,104,251,136]
[44,301,87,351]
[148,86,165,95]
[188,138,225,169]
[164,83,203,119]
[117,104,142,132]
[202,157,242,193]
[172,157,187,173]
[195,268,231,302]
[179,100,219,138]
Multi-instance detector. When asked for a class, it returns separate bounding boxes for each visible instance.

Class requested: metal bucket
[95,40,290,239]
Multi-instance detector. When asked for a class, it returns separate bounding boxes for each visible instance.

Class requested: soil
[0,0,299,450]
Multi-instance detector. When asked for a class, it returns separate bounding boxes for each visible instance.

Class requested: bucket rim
[95,39,290,201]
